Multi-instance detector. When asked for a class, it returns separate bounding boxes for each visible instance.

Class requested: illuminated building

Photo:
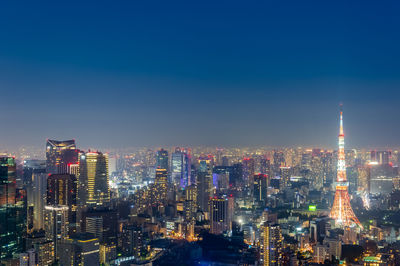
[120,225,143,257]
[279,166,291,189]
[0,156,24,259]
[371,150,391,165]
[156,148,169,171]
[67,163,80,177]
[46,139,78,174]
[99,243,116,265]
[155,168,168,202]
[253,174,268,205]
[19,249,35,266]
[273,150,285,175]
[44,205,69,258]
[330,109,362,228]
[197,157,213,211]
[24,160,47,232]
[260,157,271,176]
[47,174,78,234]
[82,208,117,246]
[171,147,191,188]
[35,241,55,266]
[58,233,100,266]
[261,222,282,266]
[184,185,197,221]
[242,157,255,188]
[78,151,110,207]
[209,195,234,235]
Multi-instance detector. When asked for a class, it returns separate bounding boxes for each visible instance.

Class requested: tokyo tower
[330,108,362,228]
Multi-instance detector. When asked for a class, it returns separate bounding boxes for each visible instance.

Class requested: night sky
[1,1,400,149]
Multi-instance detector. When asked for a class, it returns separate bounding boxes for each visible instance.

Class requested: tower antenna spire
[330,105,362,228]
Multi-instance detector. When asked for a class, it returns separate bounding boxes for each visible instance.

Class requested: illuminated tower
[330,109,362,228]
[78,151,110,207]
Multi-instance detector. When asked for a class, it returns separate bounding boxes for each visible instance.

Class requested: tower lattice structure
[330,110,362,228]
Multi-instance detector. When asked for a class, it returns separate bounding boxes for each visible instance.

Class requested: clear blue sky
[1,0,400,149]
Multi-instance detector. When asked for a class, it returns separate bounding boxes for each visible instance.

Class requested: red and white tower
[330,108,362,228]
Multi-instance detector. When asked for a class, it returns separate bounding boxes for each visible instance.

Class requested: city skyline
[1,1,400,149]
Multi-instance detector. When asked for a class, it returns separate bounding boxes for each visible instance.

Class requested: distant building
[197,158,213,211]
[171,148,191,188]
[156,149,169,171]
[254,174,268,206]
[46,139,78,174]
[155,168,168,203]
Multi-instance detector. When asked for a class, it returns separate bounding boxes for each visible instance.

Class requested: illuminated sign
[308,205,317,212]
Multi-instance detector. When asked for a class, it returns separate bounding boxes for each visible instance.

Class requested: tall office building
[156,149,169,171]
[254,174,268,205]
[24,160,47,232]
[242,157,255,188]
[171,148,191,189]
[371,150,391,165]
[58,233,100,266]
[47,174,78,234]
[0,156,24,259]
[44,205,69,259]
[82,208,117,245]
[78,151,110,207]
[273,151,285,175]
[279,166,291,189]
[209,195,234,235]
[197,157,213,211]
[46,139,78,174]
[155,168,168,203]
[261,222,283,266]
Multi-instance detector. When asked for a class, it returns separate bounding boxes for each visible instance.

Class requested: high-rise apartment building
[261,222,282,266]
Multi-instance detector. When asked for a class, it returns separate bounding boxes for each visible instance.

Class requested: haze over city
[1,1,400,149]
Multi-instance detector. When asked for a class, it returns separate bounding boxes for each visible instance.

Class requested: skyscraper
[46,139,78,174]
[253,174,268,205]
[330,109,362,228]
[171,148,191,189]
[47,174,78,234]
[0,156,24,259]
[58,233,100,266]
[209,195,234,235]
[155,168,168,203]
[156,148,169,171]
[197,157,213,211]
[261,222,282,266]
[78,151,110,207]
[24,159,47,232]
